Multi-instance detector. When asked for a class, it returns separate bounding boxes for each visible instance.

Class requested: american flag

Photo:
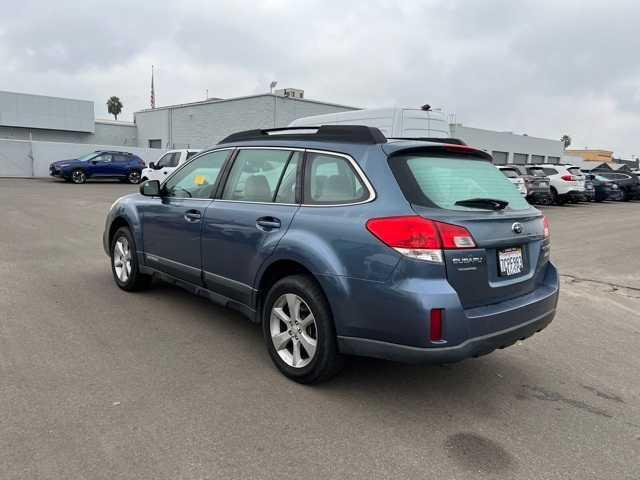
[150,65,156,109]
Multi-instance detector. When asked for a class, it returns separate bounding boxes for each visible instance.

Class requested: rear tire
[262,275,343,384]
[127,170,142,184]
[551,187,565,205]
[110,227,152,291]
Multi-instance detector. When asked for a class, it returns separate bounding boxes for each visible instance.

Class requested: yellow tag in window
[194,175,208,186]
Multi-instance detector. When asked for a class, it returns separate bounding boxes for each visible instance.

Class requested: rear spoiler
[387,144,493,162]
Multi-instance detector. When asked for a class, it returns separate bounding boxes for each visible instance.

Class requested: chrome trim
[144,253,201,274]
[214,199,298,207]
[203,270,256,292]
[231,146,306,152]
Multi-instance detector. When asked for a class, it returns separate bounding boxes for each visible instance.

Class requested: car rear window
[568,167,582,176]
[389,155,530,211]
[500,168,519,178]
[528,167,546,177]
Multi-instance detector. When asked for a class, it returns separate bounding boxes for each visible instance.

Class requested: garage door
[513,153,528,165]
[492,151,508,165]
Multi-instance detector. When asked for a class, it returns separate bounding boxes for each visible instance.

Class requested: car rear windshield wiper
[454,198,509,210]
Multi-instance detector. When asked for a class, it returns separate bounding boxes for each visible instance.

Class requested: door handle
[184,210,202,223]
[256,217,281,230]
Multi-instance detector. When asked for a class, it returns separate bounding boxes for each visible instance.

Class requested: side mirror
[140,180,161,196]
[148,162,156,169]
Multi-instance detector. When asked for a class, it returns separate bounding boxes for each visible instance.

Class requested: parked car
[49,150,145,184]
[496,166,527,197]
[512,165,553,204]
[141,149,202,182]
[582,173,623,202]
[103,126,559,383]
[593,171,640,201]
[531,164,586,205]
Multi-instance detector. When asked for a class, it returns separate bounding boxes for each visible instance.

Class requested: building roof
[95,119,136,127]
[134,93,359,114]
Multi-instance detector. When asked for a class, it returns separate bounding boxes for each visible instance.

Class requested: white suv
[496,166,527,196]
[141,149,202,182]
[532,164,585,205]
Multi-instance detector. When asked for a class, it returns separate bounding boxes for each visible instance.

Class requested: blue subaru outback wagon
[103,126,559,383]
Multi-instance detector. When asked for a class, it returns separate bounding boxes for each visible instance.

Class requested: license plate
[498,247,524,276]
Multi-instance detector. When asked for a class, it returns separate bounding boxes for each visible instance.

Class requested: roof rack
[387,137,467,145]
[218,125,387,145]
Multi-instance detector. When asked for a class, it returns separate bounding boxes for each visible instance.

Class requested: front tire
[262,275,343,384]
[110,227,152,291]
[71,169,86,184]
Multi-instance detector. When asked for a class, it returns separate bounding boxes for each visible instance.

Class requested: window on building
[531,155,545,164]
[513,153,529,165]
[491,151,508,165]
[148,139,162,149]
[547,156,560,164]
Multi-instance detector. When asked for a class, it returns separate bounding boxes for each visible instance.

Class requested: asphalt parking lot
[1,178,639,480]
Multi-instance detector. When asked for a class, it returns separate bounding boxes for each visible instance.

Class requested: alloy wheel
[72,170,86,184]
[270,293,318,368]
[128,171,141,184]
[113,236,132,283]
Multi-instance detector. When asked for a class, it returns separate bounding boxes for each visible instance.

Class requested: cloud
[0,0,639,156]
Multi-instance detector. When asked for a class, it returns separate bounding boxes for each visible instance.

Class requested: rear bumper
[332,262,559,364]
[526,191,553,203]
[338,307,554,363]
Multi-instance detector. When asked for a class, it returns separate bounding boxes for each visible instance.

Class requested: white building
[450,123,565,165]
[134,91,357,149]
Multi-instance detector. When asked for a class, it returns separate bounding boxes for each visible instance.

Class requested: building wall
[0,138,167,177]
[93,121,137,146]
[0,122,137,147]
[134,94,356,149]
[450,124,564,164]
[0,90,94,133]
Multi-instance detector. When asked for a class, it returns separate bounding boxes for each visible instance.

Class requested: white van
[289,107,451,139]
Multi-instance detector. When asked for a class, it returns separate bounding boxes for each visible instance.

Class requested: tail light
[366,216,476,264]
[543,215,550,239]
[561,174,575,181]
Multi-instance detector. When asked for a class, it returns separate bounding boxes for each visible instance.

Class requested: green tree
[560,134,572,149]
[107,96,123,121]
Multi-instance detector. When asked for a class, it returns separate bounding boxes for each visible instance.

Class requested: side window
[114,154,128,163]
[542,168,557,176]
[167,152,180,167]
[156,153,173,168]
[186,151,200,160]
[163,149,230,199]
[222,149,295,203]
[96,153,112,163]
[274,153,301,203]
[304,152,367,205]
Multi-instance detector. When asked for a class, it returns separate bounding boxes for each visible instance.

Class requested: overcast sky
[1,0,639,156]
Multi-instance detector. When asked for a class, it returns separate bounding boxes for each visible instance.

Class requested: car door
[113,154,131,177]
[201,148,301,305]
[141,148,233,285]
[89,153,114,177]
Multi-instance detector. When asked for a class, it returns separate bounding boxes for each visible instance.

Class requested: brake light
[561,174,574,181]
[366,216,476,263]
[543,216,550,239]
[430,309,443,342]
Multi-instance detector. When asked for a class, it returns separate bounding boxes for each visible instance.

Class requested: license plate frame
[498,247,524,277]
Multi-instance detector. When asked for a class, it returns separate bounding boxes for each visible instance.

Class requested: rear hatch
[566,166,586,191]
[526,167,551,192]
[386,146,549,309]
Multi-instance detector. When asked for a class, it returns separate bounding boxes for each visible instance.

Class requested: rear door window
[304,152,368,204]
[222,149,298,203]
[389,155,530,211]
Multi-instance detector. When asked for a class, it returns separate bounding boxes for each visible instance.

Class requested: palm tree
[560,134,572,149]
[107,96,123,121]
